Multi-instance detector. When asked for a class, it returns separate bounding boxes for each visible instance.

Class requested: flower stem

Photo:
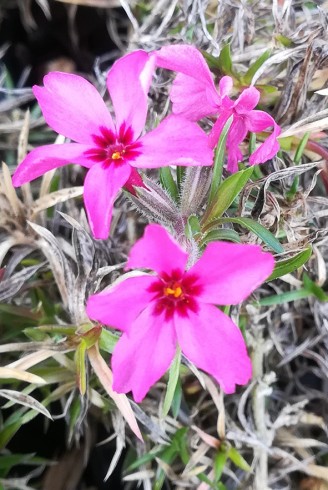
[208,116,233,205]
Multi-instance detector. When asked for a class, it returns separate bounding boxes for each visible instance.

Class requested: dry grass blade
[27,221,73,306]
[0,367,46,384]
[191,425,220,449]
[87,344,143,441]
[281,118,328,138]
[305,465,328,483]
[6,350,56,370]
[0,478,35,490]
[103,436,125,481]
[30,187,83,216]
[17,110,32,206]
[0,342,73,354]
[1,162,22,216]
[0,389,53,419]
[123,470,155,481]
[0,263,45,302]
[0,238,16,266]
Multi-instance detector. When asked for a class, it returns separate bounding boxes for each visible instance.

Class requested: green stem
[208,116,233,204]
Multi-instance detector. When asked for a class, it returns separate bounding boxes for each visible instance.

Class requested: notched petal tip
[126,223,188,275]
[33,71,115,144]
[107,50,155,139]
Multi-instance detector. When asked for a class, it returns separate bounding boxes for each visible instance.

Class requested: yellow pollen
[111,151,122,160]
[164,285,183,298]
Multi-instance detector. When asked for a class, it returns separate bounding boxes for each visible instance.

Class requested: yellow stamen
[164,285,182,298]
[112,151,122,160]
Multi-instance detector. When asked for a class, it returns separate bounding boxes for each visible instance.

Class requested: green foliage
[267,248,312,281]
[205,216,284,253]
[242,50,271,84]
[98,328,119,353]
[154,428,189,490]
[200,228,242,247]
[203,45,235,77]
[185,214,201,239]
[208,117,234,204]
[0,451,48,480]
[217,45,235,76]
[287,132,310,200]
[258,272,328,306]
[162,347,181,417]
[205,167,254,223]
[160,167,179,202]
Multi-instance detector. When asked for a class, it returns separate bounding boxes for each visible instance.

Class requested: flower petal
[246,110,278,132]
[33,72,114,144]
[84,162,131,239]
[247,111,281,164]
[169,73,219,121]
[86,275,156,332]
[107,51,155,139]
[156,44,216,87]
[249,130,281,164]
[126,224,188,275]
[176,303,252,393]
[12,143,93,186]
[218,76,233,98]
[112,306,177,402]
[133,115,213,168]
[233,86,260,114]
[156,44,219,121]
[189,241,274,305]
[208,111,231,149]
[226,117,249,172]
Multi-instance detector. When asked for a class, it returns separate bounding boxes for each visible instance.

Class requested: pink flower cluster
[156,44,281,173]
[13,44,280,239]
[12,45,278,401]
[87,225,274,402]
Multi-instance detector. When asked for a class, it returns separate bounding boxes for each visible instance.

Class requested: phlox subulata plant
[11,44,288,425]
[2,1,328,486]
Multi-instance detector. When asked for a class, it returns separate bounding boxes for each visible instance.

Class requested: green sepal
[75,339,87,395]
[160,167,179,202]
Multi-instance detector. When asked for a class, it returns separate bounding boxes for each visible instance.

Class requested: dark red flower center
[149,269,203,319]
[86,123,142,166]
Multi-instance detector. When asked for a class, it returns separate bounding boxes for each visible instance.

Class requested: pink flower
[87,224,274,402]
[13,51,213,239]
[155,44,281,173]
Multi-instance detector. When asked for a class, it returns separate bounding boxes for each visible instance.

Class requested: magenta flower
[155,44,281,173]
[13,51,213,239]
[86,224,274,402]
